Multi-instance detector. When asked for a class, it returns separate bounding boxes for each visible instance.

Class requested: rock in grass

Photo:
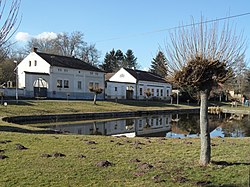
[116,142,123,146]
[129,158,141,163]
[133,171,145,177]
[86,140,97,145]
[78,154,86,158]
[0,155,8,159]
[52,152,66,157]
[15,144,28,150]
[0,140,12,144]
[196,180,212,186]
[152,175,166,183]
[172,176,188,183]
[138,163,153,170]
[96,160,112,167]
[41,153,52,158]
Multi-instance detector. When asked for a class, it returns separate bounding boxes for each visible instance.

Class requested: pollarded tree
[150,51,168,78]
[165,18,246,166]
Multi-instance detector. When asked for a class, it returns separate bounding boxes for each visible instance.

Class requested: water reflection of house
[50,114,172,137]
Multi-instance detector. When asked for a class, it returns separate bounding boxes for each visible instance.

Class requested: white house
[105,68,172,100]
[17,48,105,99]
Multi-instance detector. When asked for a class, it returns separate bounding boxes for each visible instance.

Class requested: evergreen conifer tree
[150,51,168,78]
[124,49,137,69]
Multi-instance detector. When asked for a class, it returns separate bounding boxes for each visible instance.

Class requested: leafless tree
[82,44,100,66]
[0,0,21,61]
[165,17,246,166]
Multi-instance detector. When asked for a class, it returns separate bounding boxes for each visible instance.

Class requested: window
[64,80,69,88]
[139,120,142,128]
[29,61,31,66]
[57,80,62,88]
[95,72,98,75]
[159,118,162,125]
[151,89,154,96]
[64,69,68,72]
[77,81,82,89]
[115,87,117,91]
[139,88,143,95]
[90,72,93,75]
[157,89,159,96]
[151,119,154,126]
[58,68,62,72]
[160,89,163,96]
[166,89,169,96]
[34,60,37,66]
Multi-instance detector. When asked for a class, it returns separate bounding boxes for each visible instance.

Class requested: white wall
[106,68,172,100]
[106,82,134,99]
[17,52,105,99]
[17,52,51,88]
[50,66,105,95]
[106,80,172,100]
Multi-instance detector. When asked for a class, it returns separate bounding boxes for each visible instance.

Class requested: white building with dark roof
[105,68,172,100]
[17,48,105,99]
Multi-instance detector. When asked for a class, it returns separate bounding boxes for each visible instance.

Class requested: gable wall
[17,52,50,88]
[109,68,136,83]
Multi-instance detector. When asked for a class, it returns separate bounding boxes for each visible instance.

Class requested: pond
[38,112,250,138]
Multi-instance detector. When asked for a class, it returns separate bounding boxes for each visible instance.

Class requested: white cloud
[35,32,57,40]
[15,31,58,42]
[15,32,31,42]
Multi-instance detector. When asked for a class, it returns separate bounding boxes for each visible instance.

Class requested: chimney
[32,47,38,53]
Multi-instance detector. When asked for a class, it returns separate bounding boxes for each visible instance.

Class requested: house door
[33,78,48,98]
[126,90,133,99]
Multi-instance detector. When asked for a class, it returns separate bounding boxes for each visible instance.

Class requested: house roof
[36,52,103,72]
[124,68,168,83]
[105,73,115,81]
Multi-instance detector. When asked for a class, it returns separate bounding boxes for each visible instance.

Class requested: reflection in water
[43,113,250,138]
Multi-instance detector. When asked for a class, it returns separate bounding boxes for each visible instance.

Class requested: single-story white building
[17,48,105,99]
[105,68,172,100]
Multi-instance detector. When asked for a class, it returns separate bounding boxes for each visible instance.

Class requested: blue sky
[14,0,250,69]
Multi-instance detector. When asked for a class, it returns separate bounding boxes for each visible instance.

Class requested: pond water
[40,112,250,138]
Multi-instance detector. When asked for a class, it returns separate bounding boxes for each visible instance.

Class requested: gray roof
[124,68,168,83]
[37,52,103,72]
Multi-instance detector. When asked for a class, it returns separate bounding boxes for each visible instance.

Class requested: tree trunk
[93,93,97,105]
[199,90,211,166]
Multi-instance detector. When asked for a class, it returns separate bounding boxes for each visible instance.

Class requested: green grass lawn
[0,100,249,186]
[0,100,195,117]
[0,132,249,187]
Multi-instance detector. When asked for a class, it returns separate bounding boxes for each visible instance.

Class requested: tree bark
[199,90,211,166]
[93,93,97,105]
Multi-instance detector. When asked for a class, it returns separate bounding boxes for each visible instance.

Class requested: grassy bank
[0,132,249,186]
[0,100,195,117]
[0,100,249,186]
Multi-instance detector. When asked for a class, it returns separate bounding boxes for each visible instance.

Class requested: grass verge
[0,132,249,186]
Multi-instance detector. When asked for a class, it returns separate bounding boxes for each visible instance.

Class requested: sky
[12,0,250,69]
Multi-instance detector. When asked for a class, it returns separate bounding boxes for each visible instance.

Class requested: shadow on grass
[0,125,58,134]
[211,160,250,166]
